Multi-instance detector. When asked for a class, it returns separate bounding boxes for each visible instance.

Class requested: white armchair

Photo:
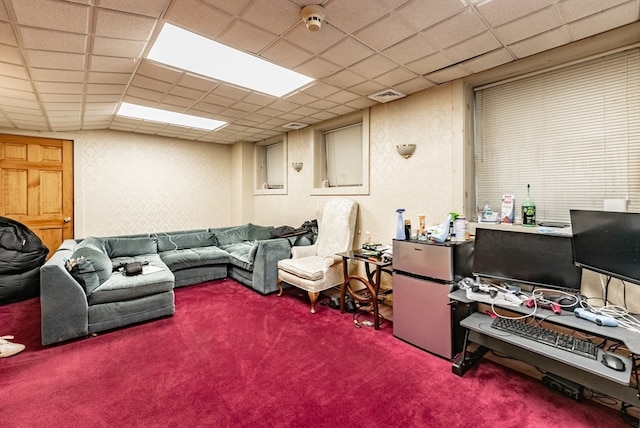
[277,198,358,313]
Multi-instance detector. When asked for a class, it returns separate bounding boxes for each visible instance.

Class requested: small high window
[312,109,369,195]
[255,135,287,195]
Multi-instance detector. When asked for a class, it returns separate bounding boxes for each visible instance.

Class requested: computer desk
[449,289,640,405]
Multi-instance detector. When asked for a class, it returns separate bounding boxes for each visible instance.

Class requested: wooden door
[0,134,73,258]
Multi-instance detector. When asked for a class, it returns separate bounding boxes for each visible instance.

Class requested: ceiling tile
[347,80,387,96]
[170,85,206,101]
[239,0,301,35]
[325,0,390,33]
[165,0,234,40]
[476,0,556,27]
[350,54,399,79]
[494,6,563,45]
[321,37,376,68]
[443,31,502,63]
[423,9,490,49]
[461,48,514,73]
[557,0,631,23]
[293,56,341,79]
[136,61,183,83]
[301,82,341,99]
[281,22,346,55]
[0,62,29,80]
[0,46,23,67]
[86,84,126,95]
[126,86,165,102]
[217,20,277,54]
[130,74,173,92]
[87,72,131,85]
[0,21,17,46]
[94,8,157,41]
[260,39,314,69]
[10,0,89,33]
[372,66,418,87]
[20,27,87,53]
[567,1,640,41]
[201,0,253,16]
[406,52,455,75]
[89,55,137,73]
[354,13,416,51]
[212,84,251,101]
[396,0,466,31]
[178,73,219,92]
[382,34,438,64]
[92,36,146,58]
[508,27,570,58]
[163,94,194,108]
[26,50,85,70]
[323,68,367,88]
[97,0,171,18]
[36,82,84,94]
[30,69,84,83]
[40,93,83,103]
[425,64,471,83]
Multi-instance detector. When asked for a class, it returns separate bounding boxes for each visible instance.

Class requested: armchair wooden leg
[308,291,319,313]
[277,278,284,296]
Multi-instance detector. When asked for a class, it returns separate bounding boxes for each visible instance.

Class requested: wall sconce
[292,162,303,172]
[396,144,416,159]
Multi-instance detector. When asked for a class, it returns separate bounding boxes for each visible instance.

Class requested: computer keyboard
[491,317,598,360]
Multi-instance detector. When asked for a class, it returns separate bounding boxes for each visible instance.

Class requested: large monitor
[570,210,640,286]
[472,228,583,291]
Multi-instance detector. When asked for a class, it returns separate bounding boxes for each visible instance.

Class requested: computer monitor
[472,228,583,291]
[570,210,640,286]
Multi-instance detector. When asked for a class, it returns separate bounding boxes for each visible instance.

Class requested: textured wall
[254,82,465,250]
[73,130,232,237]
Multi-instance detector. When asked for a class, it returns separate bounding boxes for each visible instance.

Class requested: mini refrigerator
[392,239,473,359]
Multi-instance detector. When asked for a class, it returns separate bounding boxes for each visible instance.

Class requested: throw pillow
[248,223,273,241]
[158,231,218,252]
[215,225,250,247]
[69,246,112,295]
[105,237,157,258]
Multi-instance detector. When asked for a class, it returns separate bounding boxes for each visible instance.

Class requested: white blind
[324,123,362,186]
[265,142,283,188]
[475,47,640,223]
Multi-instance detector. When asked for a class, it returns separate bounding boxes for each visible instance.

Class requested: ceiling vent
[368,89,406,103]
[283,122,308,130]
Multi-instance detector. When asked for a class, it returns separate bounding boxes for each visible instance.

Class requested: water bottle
[396,209,405,240]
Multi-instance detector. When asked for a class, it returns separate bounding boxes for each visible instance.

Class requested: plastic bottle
[522,184,536,226]
[396,209,405,240]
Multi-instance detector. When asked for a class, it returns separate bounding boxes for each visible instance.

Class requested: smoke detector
[301,5,326,32]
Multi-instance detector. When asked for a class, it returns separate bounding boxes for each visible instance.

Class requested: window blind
[475,47,639,223]
[324,123,363,187]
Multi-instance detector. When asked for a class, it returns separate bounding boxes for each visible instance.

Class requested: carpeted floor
[0,279,629,427]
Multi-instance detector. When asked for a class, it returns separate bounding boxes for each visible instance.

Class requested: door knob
[63,217,71,223]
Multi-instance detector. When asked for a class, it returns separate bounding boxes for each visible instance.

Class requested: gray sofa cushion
[69,246,112,295]
[157,231,218,252]
[215,224,250,248]
[225,242,254,270]
[88,254,173,305]
[160,246,229,271]
[105,237,157,258]
[248,223,273,241]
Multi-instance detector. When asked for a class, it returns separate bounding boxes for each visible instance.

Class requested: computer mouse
[601,354,625,372]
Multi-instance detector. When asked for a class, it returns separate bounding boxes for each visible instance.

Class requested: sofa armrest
[40,241,90,345]
[251,238,293,294]
[291,244,317,258]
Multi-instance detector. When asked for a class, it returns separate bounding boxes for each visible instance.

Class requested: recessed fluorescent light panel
[147,23,314,97]
[116,102,226,131]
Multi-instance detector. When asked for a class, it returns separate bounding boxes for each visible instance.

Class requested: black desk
[450,289,639,405]
[336,250,392,330]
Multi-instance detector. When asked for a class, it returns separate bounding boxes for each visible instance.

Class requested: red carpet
[0,279,627,427]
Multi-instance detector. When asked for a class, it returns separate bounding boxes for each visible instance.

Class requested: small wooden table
[336,250,392,330]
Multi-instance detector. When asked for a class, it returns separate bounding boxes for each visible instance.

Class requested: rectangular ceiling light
[147,23,314,97]
[116,102,226,131]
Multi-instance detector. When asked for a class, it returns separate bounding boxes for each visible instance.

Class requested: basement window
[311,109,370,196]
[255,135,287,195]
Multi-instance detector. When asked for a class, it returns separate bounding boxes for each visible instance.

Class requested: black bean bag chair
[0,217,49,303]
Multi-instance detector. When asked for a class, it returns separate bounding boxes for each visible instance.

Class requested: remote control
[574,308,618,327]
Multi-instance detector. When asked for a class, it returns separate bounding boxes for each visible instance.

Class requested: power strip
[541,373,584,401]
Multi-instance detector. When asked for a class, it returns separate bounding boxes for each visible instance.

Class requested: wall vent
[368,89,406,103]
[283,122,308,130]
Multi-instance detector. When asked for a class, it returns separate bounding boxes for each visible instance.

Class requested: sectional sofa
[40,223,298,345]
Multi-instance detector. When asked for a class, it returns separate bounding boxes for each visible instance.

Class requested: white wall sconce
[396,144,416,159]
[292,162,303,172]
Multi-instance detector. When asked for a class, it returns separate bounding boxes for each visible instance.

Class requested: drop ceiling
[0,0,638,144]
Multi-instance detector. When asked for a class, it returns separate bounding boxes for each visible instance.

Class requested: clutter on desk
[501,194,515,223]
